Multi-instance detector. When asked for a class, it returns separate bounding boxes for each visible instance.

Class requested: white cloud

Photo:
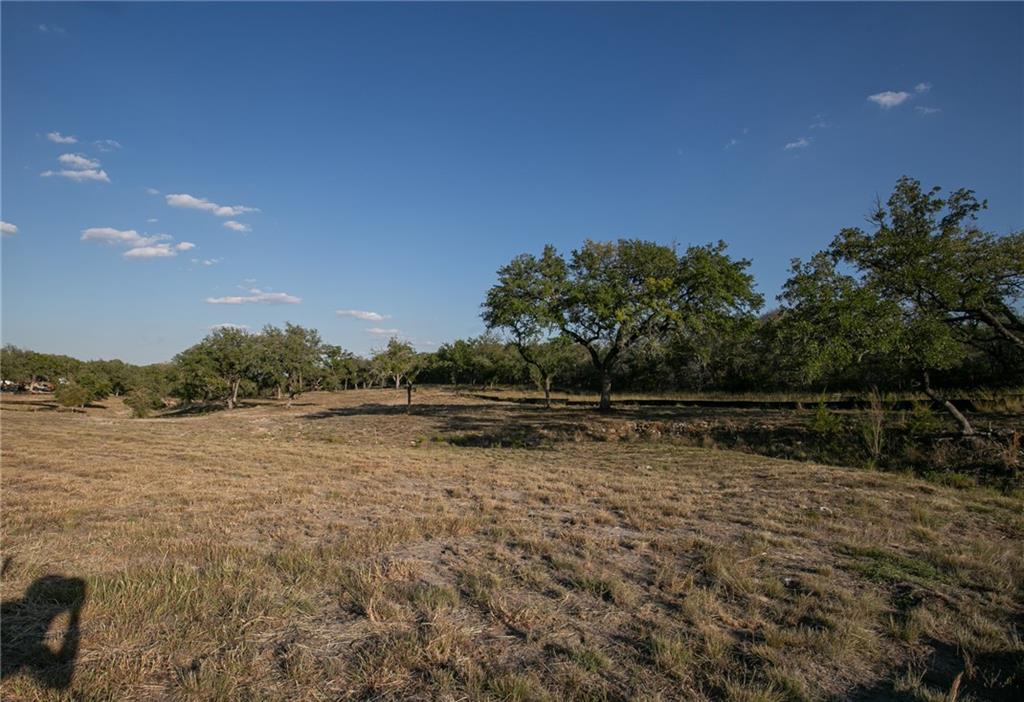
[145,187,160,195]
[867,90,911,109]
[367,327,401,336]
[337,309,390,321]
[37,24,66,34]
[147,218,159,223]
[81,227,168,247]
[205,288,300,305]
[784,137,811,150]
[210,323,249,331]
[724,138,739,150]
[93,139,122,151]
[194,258,222,267]
[41,168,110,182]
[915,106,942,115]
[81,227,193,261]
[166,193,259,218]
[42,151,110,182]
[1,221,18,236]
[223,220,251,233]
[46,131,76,144]
[914,82,932,94]
[809,119,830,129]
[58,153,100,169]
[124,245,176,259]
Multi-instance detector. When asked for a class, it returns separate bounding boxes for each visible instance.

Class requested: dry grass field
[1,389,1022,701]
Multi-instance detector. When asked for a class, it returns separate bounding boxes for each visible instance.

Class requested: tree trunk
[544,375,552,409]
[598,370,612,412]
[276,384,282,400]
[922,370,973,436]
[229,378,241,409]
[394,375,401,390]
[406,383,413,413]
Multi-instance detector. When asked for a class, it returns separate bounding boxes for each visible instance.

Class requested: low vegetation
[2,389,1021,700]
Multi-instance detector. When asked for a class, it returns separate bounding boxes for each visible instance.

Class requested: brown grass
[2,389,1021,700]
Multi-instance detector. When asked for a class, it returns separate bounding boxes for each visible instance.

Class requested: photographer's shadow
[1,574,87,689]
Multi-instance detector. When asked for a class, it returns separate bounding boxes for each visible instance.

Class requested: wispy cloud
[1,221,18,237]
[81,227,167,247]
[205,288,300,305]
[915,106,942,116]
[223,220,251,233]
[210,323,249,331]
[145,187,160,195]
[124,245,177,259]
[37,24,66,34]
[58,153,100,169]
[46,131,76,144]
[41,168,110,182]
[784,137,811,150]
[809,115,830,129]
[337,309,390,321]
[42,152,109,182]
[166,193,259,218]
[914,82,932,94]
[81,227,193,260]
[147,218,159,223]
[93,139,122,151]
[192,258,222,267]
[367,327,401,336]
[867,90,911,109]
[724,127,749,150]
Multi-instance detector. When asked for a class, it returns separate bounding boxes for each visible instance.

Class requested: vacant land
[2,389,1021,701]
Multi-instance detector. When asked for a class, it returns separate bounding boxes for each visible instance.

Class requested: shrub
[860,387,887,468]
[54,382,91,409]
[811,399,843,437]
[906,402,941,437]
[125,387,162,418]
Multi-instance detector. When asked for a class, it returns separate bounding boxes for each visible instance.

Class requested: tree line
[2,178,1021,429]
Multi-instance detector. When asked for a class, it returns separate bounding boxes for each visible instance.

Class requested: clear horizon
[3,2,1022,365]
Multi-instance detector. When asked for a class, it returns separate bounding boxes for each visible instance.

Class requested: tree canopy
[484,239,762,409]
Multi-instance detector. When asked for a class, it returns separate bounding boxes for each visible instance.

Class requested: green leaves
[779,176,1023,397]
[483,238,762,407]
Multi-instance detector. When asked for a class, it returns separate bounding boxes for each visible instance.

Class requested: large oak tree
[484,239,762,410]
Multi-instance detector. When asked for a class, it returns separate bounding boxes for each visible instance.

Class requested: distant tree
[54,382,91,410]
[321,345,360,390]
[484,239,762,410]
[75,370,112,403]
[285,323,324,401]
[84,359,133,396]
[172,345,226,405]
[124,386,162,418]
[174,327,257,409]
[1,345,33,384]
[433,339,477,385]
[372,338,420,389]
[524,337,581,408]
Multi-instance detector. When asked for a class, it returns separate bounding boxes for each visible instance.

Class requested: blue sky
[2,2,1022,364]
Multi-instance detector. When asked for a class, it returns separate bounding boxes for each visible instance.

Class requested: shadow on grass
[1,574,87,690]
[849,637,1023,702]
[301,402,595,448]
